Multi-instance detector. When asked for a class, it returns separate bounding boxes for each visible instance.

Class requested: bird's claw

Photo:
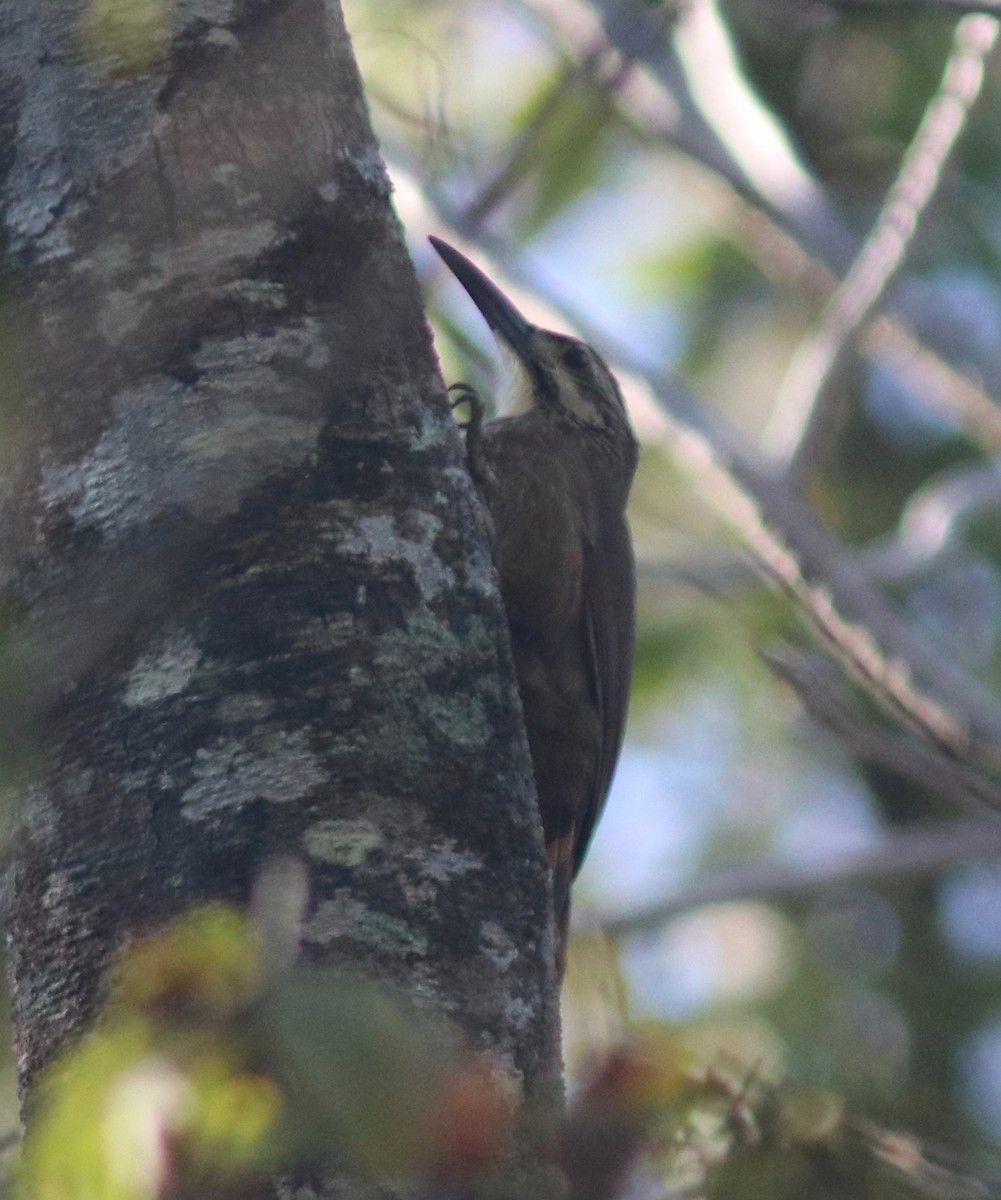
[448,382,484,431]
[447,382,494,492]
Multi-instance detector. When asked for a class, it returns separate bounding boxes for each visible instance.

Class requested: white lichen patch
[7,193,72,260]
[41,868,76,914]
[180,412,317,461]
[420,692,490,750]
[98,287,150,344]
[480,921,519,972]
[371,609,456,672]
[411,402,450,451]
[192,318,323,373]
[209,285,316,362]
[304,818,383,867]
[201,25,239,51]
[342,512,452,602]
[39,375,322,534]
[304,893,427,957]
[503,996,534,1030]
[180,729,325,819]
[397,836,482,910]
[71,235,136,282]
[418,840,480,882]
[150,221,277,281]
[219,278,287,311]
[215,692,275,724]
[124,631,201,707]
[347,143,392,195]
[209,161,260,208]
[291,611,354,655]
[40,410,137,529]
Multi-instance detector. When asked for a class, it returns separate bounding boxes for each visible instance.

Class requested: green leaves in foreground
[18,905,515,1200]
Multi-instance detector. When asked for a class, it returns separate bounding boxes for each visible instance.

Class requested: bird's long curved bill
[429,237,534,358]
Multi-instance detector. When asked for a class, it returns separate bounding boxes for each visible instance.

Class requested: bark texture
[0,0,560,1187]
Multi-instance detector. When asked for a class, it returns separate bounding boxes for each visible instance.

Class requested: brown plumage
[431,238,638,970]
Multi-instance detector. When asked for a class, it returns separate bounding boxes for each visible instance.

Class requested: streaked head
[430,237,634,444]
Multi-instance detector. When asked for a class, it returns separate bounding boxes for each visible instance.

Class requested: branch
[672,0,834,228]
[653,391,1001,770]
[823,0,1001,13]
[590,817,1001,937]
[764,647,1001,813]
[504,0,767,210]
[765,13,1000,468]
[527,0,1001,457]
[851,1119,1000,1200]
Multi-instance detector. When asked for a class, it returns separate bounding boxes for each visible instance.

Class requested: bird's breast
[482,434,589,651]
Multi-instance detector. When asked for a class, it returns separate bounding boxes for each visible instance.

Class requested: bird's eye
[561,344,589,372]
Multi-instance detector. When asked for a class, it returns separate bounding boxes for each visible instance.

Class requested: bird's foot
[448,383,495,491]
[448,382,483,430]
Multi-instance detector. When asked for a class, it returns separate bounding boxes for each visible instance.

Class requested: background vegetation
[343,0,1001,1192]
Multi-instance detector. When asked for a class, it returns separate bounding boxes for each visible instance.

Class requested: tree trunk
[0,0,561,1186]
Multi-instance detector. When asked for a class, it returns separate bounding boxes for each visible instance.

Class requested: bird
[429,236,638,971]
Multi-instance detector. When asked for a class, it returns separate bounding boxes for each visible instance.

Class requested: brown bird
[430,237,638,969]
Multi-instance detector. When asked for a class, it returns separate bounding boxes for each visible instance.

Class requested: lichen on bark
[0,0,562,1190]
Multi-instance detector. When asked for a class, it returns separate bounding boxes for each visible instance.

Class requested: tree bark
[0,0,561,1187]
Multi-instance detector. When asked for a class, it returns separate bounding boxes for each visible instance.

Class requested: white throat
[495,340,537,417]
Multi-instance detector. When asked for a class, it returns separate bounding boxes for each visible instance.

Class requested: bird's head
[430,237,635,449]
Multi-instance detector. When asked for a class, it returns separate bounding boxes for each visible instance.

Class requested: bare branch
[460,36,621,229]
[590,817,1001,937]
[648,387,1001,770]
[765,14,1000,467]
[672,0,832,224]
[641,458,1001,605]
[730,207,1001,454]
[823,0,1001,14]
[764,647,1001,813]
[524,0,1001,456]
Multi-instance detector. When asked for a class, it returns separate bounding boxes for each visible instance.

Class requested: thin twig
[765,14,1001,469]
[460,36,619,230]
[590,818,1001,937]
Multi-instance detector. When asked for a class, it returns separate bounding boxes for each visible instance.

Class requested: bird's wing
[574,512,635,877]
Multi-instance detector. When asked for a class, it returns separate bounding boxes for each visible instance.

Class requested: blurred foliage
[17,906,515,1200]
[507,70,621,239]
